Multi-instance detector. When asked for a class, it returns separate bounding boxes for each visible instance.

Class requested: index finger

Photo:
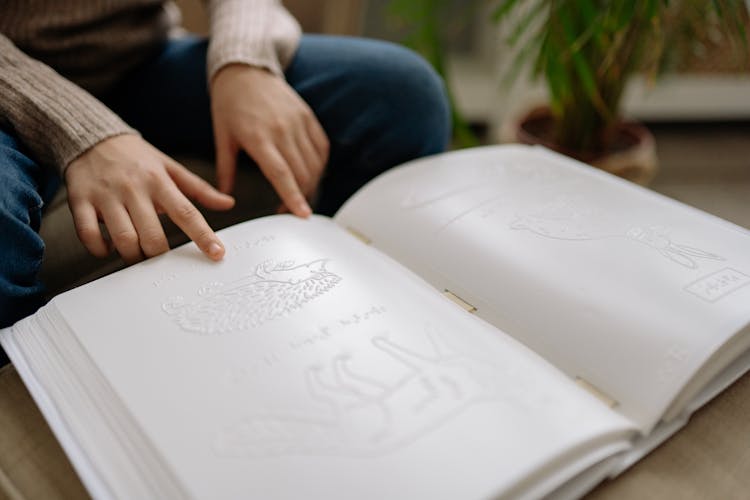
[247,141,312,218]
[159,183,225,260]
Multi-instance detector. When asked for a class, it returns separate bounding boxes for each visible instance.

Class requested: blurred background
[176,0,749,229]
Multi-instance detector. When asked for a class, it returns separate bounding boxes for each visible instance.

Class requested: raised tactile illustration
[213,324,507,458]
[511,197,725,269]
[162,259,342,334]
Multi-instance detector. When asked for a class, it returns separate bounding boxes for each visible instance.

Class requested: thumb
[215,132,238,194]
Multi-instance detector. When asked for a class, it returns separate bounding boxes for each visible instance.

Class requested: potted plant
[387,0,485,148]
[495,0,749,184]
[389,0,748,184]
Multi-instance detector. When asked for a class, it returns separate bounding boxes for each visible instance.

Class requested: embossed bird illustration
[162,259,342,334]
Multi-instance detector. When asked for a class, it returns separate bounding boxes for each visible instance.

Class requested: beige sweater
[0,0,301,173]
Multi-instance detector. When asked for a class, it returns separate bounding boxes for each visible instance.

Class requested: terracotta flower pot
[500,106,658,185]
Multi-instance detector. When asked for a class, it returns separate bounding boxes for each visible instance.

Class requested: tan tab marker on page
[575,377,618,408]
[443,290,477,313]
[346,227,371,245]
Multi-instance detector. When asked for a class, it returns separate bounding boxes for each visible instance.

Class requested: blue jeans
[0,34,451,336]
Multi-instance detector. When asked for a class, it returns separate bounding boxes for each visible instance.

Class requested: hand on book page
[65,134,235,263]
[6,213,640,500]
[214,323,508,458]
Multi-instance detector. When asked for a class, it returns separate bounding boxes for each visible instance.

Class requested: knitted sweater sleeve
[0,34,137,173]
[206,0,302,81]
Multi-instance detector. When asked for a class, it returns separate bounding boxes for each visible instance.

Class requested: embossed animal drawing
[162,259,341,334]
[511,197,724,269]
[213,325,503,458]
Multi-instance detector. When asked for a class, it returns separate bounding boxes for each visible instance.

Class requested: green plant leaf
[506,0,547,46]
[491,0,522,21]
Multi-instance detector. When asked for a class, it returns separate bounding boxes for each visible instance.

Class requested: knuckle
[265,163,289,181]
[242,126,263,145]
[141,229,167,249]
[174,202,199,221]
[113,229,139,247]
[76,224,100,242]
[142,240,169,257]
[119,178,139,197]
[67,192,86,206]
[133,160,164,182]
[268,119,286,136]
[142,164,165,185]
[195,229,214,246]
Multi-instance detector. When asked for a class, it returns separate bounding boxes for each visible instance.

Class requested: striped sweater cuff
[0,35,136,174]
[207,0,302,82]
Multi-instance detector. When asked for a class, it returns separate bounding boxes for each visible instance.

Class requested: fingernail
[208,242,223,258]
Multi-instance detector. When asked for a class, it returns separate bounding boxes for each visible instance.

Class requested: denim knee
[373,43,452,156]
[339,40,452,160]
[0,134,48,328]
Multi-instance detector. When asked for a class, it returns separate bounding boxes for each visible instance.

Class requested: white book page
[52,215,633,500]
[334,145,750,431]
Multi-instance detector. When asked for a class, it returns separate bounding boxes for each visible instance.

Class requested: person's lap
[0,130,60,360]
[0,33,450,333]
[103,34,451,214]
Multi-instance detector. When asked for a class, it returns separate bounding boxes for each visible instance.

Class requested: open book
[2,145,749,499]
